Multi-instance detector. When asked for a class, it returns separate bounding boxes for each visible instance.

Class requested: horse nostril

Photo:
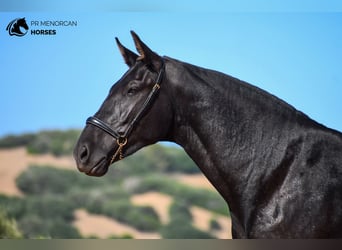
[79,145,89,163]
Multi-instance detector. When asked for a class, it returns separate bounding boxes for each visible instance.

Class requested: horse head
[74,31,174,176]
[17,18,29,30]
[7,18,29,36]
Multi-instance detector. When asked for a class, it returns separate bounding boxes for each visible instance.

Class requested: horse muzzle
[73,144,110,177]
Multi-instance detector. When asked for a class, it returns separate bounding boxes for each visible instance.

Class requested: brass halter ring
[110,137,128,164]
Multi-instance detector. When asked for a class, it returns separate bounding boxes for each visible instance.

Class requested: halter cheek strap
[86,59,165,164]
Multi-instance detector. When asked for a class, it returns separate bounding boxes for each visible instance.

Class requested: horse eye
[127,87,137,96]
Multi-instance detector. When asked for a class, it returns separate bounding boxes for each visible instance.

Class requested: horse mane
[165,56,335,133]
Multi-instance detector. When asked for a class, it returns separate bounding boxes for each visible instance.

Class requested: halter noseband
[86,60,165,164]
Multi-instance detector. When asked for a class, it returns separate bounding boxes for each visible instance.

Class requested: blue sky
[0,2,342,136]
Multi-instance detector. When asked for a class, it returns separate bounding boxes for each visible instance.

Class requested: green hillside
[0,130,229,239]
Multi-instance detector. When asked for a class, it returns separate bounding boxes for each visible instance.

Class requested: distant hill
[0,130,80,157]
[0,130,200,174]
[0,130,231,239]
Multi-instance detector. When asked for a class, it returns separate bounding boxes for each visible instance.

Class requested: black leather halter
[86,60,165,164]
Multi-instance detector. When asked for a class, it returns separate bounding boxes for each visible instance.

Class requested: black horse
[6,18,29,36]
[74,31,342,238]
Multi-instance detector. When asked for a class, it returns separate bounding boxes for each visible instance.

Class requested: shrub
[169,201,193,224]
[18,213,50,238]
[0,194,80,238]
[108,233,133,239]
[0,130,80,156]
[26,130,80,156]
[161,219,215,239]
[16,166,74,195]
[105,144,199,176]
[133,174,228,215]
[18,213,81,239]
[101,200,161,232]
[0,195,26,220]
[24,195,75,222]
[161,202,214,239]
[0,134,35,149]
[210,218,221,231]
[0,208,22,239]
[48,220,81,238]
[74,187,131,215]
[16,165,107,196]
[16,166,77,195]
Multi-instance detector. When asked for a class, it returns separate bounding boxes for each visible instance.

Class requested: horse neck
[164,57,315,221]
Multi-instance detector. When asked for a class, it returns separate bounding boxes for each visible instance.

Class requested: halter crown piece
[86,59,165,164]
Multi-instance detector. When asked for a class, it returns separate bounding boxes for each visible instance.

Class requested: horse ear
[130,30,162,71]
[115,37,138,68]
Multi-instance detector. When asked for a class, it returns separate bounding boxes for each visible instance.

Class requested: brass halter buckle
[110,137,128,164]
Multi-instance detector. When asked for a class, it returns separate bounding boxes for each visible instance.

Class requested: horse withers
[74,31,342,238]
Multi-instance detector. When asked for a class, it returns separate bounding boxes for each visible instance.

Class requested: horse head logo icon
[6,18,29,37]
